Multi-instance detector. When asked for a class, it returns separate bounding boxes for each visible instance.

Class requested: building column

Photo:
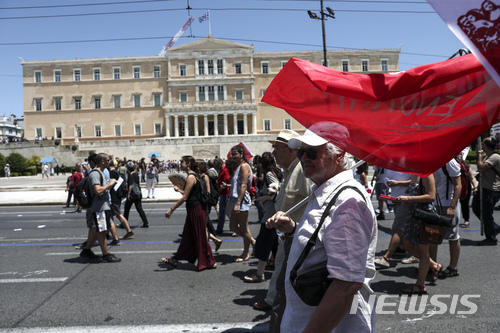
[252,113,257,134]
[243,113,248,135]
[174,115,179,137]
[165,115,171,137]
[214,114,219,136]
[233,113,238,135]
[194,115,199,137]
[204,114,208,136]
[185,115,189,136]
[223,114,228,136]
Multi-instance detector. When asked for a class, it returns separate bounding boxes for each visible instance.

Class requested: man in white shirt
[267,130,377,333]
[431,159,462,278]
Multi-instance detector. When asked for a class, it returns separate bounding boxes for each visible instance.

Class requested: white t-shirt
[385,170,411,198]
[433,159,461,207]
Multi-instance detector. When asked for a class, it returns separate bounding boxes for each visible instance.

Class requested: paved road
[0,178,499,332]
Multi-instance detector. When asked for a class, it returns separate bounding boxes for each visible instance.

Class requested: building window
[113,67,121,79]
[55,127,62,139]
[208,86,215,101]
[134,124,142,136]
[94,97,101,109]
[264,119,271,131]
[207,59,214,75]
[199,86,206,101]
[261,89,266,97]
[35,128,43,139]
[261,62,269,74]
[362,60,369,72]
[54,97,62,111]
[281,61,287,69]
[153,93,161,107]
[75,126,82,138]
[133,66,141,79]
[74,97,81,110]
[341,60,349,72]
[198,60,204,75]
[153,65,161,77]
[34,98,42,111]
[133,95,141,107]
[74,69,81,81]
[114,125,122,137]
[235,63,242,74]
[180,92,188,102]
[34,71,42,83]
[235,90,243,100]
[54,70,61,82]
[113,95,121,108]
[93,68,101,80]
[217,86,224,100]
[180,64,186,76]
[381,59,388,71]
[154,123,162,135]
[284,118,291,130]
[94,125,102,137]
[217,59,223,74]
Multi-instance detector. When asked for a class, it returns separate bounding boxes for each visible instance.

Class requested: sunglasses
[296,147,319,160]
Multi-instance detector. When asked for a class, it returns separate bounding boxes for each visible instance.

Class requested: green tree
[0,153,5,176]
[6,152,27,174]
[31,155,41,166]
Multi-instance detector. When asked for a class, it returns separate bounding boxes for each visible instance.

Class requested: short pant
[392,204,409,230]
[437,205,460,241]
[88,210,112,232]
[229,196,251,212]
[110,201,122,217]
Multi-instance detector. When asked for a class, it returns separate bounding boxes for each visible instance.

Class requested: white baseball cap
[288,129,328,149]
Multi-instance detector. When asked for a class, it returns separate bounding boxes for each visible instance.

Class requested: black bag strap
[291,184,366,276]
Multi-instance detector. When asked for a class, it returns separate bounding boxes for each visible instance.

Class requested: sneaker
[375,208,381,214]
[384,209,390,214]
[376,213,385,220]
[393,247,406,256]
[477,239,498,246]
[374,256,390,268]
[75,208,82,213]
[109,239,121,246]
[402,255,419,264]
[80,248,98,258]
[101,253,121,263]
[122,231,134,240]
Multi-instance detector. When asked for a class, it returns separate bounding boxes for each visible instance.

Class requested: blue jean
[472,188,500,242]
[217,195,228,233]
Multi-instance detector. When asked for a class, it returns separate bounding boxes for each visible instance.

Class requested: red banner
[262,54,500,175]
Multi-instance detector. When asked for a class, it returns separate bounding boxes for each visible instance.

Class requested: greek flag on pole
[199,11,209,23]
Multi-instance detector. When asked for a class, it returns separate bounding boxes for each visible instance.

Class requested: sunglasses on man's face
[296,147,319,161]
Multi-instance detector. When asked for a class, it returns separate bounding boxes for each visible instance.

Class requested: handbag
[415,187,448,245]
[130,183,142,201]
[289,184,366,306]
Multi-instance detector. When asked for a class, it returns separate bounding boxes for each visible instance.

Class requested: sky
[0,0,466,119]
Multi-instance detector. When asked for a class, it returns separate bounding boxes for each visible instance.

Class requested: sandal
[460,221,470,228]
[431,263,442,283]
[439,266,459,279]
[235,256,250,262]
[401,284,427,295]
[161,257,178,268]
[244,273,265,283]
[214,240,222,252]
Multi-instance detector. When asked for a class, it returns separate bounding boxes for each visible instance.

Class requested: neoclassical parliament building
[20,36,400,160]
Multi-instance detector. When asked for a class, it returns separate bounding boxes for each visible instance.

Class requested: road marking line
[46,249,244,256]
[0,322,269,332]
[0,277,68,283]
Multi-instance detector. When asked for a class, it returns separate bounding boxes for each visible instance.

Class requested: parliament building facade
[20,36,400,159]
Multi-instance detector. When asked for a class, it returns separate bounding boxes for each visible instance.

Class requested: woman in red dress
[162,156,217,271]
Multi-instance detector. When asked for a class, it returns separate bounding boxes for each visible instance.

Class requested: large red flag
[262,54,500,175]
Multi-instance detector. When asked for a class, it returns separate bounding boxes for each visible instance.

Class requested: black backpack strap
[290,184,367,276]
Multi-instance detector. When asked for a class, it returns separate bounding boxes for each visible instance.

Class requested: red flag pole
[478,136,484,236]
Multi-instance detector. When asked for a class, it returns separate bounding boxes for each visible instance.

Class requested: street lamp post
[308,0,335,67]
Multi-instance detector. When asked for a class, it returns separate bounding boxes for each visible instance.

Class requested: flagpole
[208,9,211,35]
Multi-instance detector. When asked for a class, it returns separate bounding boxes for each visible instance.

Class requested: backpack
[442,157,469,201]
[110,169,128,199]
[129,173,142,201]
[194,173,219,207]
[75,169,102,208]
